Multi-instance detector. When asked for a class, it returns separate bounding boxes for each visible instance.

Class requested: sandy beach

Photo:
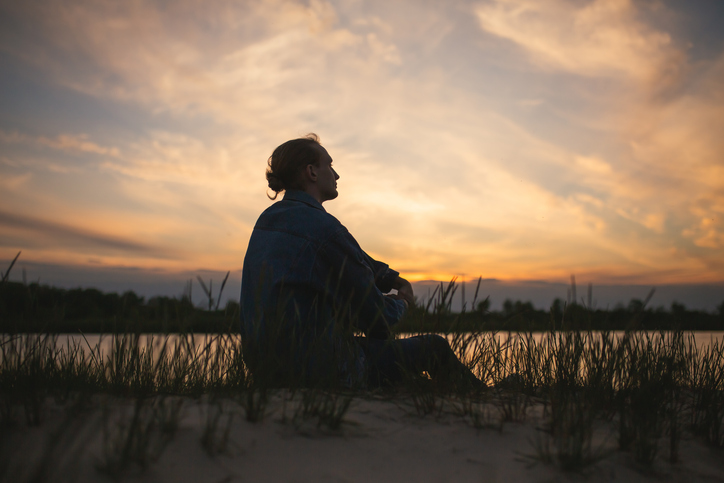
[3,393,723,483]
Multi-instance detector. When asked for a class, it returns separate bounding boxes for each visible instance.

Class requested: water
[15,331,724,360]
[443,331,724,350]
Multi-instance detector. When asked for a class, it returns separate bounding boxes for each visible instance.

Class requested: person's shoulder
[306,204,344,235]
[256,194,344,237]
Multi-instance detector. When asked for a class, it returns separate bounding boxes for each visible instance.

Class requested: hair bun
[266,171,284,192]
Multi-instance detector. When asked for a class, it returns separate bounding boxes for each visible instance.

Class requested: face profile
[309,144,339,203]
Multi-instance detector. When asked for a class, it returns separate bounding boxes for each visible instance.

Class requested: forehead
[312,144,333,164]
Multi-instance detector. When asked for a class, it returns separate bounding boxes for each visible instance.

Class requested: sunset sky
[1,0,723,309]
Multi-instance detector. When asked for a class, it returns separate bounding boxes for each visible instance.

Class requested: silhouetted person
[240,134,482,390]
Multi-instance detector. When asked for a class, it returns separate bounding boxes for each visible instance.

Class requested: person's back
[241,191,376,386]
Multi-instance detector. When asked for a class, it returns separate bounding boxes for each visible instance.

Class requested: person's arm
[362,252,399,293]
[392,276,415,308]
[322,229,407,339]
[363,252,415,308]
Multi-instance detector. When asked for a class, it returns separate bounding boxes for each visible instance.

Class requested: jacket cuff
[364,252,400,293]
[375,266,399,293]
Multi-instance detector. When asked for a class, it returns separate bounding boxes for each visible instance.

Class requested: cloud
[0,161,33,190]
[610,54,724,255]
[43,134,120,156]
[0,130,120,156]
[574,156,612,175]
[366,33,402,64]
[471,0,724,273]
[0,209,163,254]
[0,0,377,121]
[474,0,685,89]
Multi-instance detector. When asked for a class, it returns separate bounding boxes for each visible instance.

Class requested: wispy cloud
[0,209,162,254]
[0,130,120,156]
[474,0,685,88]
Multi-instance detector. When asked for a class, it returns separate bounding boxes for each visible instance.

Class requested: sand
[2,393,723,483]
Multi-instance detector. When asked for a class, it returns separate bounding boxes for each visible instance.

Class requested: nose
[333,168,340,180]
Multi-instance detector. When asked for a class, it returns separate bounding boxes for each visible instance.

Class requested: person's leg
[356,335,483,390]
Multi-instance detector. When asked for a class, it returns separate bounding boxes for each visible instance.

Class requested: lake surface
[12,330,723,359]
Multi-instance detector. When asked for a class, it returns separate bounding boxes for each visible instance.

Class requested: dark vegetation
[2,279,722,333]
[398,283,724,333]
[0,280,240,333]
[2,252,722,333]
[0,277,722,333]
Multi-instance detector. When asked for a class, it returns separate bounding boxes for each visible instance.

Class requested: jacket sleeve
[320,228,406,339]
[362,252,400,294]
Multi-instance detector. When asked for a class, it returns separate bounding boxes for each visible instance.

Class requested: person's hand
[387,293,409,310]
[392,276,415,308]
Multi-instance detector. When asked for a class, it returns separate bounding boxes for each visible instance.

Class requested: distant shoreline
[2,280,723,333]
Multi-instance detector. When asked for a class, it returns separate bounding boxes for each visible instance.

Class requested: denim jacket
[240,190,406,385]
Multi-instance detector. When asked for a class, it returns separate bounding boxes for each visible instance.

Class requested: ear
[305,164,318,182]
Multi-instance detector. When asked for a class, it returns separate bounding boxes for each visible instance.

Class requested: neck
[302,185,324,204]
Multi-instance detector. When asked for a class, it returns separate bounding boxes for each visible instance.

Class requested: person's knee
[426,334,451,350]
[421,334,455,362]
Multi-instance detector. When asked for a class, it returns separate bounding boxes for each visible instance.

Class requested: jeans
[355,334,481,389]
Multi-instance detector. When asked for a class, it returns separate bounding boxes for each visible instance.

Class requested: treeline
[0,281,240,333]
[1,280,723,333]
[397,296,724,333]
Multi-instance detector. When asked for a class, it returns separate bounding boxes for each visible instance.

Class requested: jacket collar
[283,190,326,212]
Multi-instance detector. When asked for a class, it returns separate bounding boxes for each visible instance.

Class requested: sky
[1,0,723,310]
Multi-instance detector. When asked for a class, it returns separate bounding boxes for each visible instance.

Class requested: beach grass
[2,327,723,477]
[1,274,723,479]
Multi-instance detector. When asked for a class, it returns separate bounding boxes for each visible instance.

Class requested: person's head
[266,133,339,203]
